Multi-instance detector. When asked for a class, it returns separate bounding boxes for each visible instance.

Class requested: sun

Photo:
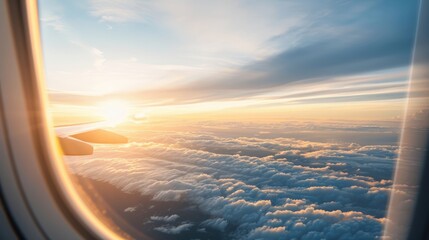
[97,100,130,125]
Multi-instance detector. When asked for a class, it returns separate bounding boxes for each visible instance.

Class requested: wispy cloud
[154,223,194,235]
[152,1,417,103]
[89,0,152,23]
[40,13,65,31]
[90,47,106,69]
[87,0,306,58]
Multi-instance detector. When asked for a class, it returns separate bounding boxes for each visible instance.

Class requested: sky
[37,1,423,238]
[38,0,420,124]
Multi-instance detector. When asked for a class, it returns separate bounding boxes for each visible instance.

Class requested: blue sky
[38,0,420,122]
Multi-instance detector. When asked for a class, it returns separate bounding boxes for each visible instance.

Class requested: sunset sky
[38,0,419,124]
[39,2,424,238]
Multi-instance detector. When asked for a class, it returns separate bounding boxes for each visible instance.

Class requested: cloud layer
[65,121,401,239]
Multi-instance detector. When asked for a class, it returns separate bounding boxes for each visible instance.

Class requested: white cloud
[124,206,136,212]
[150,214,180,223]
[65,121,398,238]
[154,223,193,235]
[41,14,65,31]
[89,0,151,23]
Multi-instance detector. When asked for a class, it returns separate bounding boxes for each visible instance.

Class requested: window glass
[38,1,419,239]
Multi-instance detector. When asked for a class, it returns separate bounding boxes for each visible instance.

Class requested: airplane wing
[55,122,128,156]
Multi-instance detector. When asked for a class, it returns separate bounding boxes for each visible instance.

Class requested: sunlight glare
[97,100,129,125]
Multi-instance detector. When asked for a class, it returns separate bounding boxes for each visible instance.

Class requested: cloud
[87,0,306,57]
[65,121,399,239]
[150,214,180,223]
[40,14,65,31]
[48,90,102,106]
[124,207,136,212]
[89,0,152,23]
[152,190,189,202]
[90,48,106,69]
[152,0,308,59]
[154,223,193,235]
[201,218,228,232]
[248,226,286,240]
[101,1,417,106]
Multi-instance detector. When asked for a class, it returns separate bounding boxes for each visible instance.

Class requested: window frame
[0,0,428,239]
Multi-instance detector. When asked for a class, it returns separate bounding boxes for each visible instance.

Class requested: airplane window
[38,0,420,239]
